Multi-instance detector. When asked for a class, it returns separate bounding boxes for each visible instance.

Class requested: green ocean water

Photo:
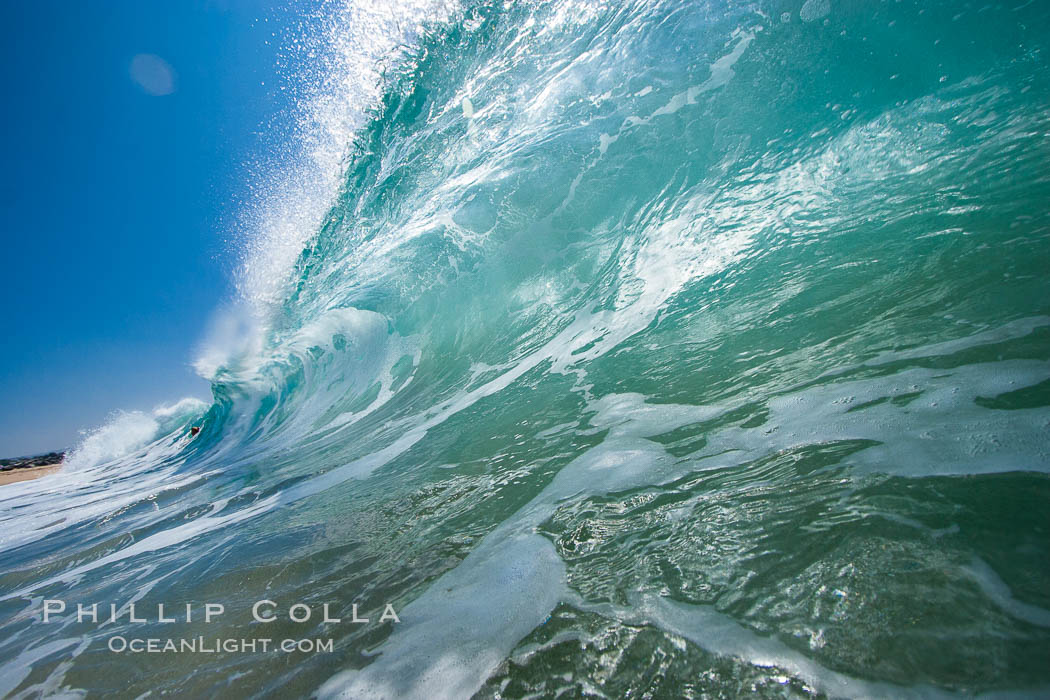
[2,0,1050,697]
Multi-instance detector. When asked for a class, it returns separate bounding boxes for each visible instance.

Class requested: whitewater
[2,0,1050,697]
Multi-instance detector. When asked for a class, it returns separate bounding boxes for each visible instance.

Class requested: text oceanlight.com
[108,637,334,654]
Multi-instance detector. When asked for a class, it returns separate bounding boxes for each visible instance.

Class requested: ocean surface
[3,0,1050,697]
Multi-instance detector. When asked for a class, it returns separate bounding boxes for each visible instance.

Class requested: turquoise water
[3,0,1050,697]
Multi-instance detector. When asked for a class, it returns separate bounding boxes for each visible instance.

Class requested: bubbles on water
[799,0,831,23]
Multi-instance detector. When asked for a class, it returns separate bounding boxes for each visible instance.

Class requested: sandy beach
[0,452,65,486]
[0,463,61,486]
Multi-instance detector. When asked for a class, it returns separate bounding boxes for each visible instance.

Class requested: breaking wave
[3,1,1050,697]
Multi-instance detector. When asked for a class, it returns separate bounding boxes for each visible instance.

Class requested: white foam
[316,321,1050,698]
[652,31,755,117]
[317,393,726,699]
[319,532,566,700]
[962,557,1050,628]
[0,399,209,554]
[0,637,87,699]
[691,359,1050,478]
[63,398,207,473]
[799,0,831,23]
[0,495,277,601]
[580,592,955,699]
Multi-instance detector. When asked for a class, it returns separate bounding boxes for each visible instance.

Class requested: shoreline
[0,463,62,486]
[0,451,65,486]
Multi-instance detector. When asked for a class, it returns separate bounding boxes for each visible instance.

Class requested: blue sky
[1,1,311,456]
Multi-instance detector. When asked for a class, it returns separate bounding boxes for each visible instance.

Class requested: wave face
[4,1,1050,696]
